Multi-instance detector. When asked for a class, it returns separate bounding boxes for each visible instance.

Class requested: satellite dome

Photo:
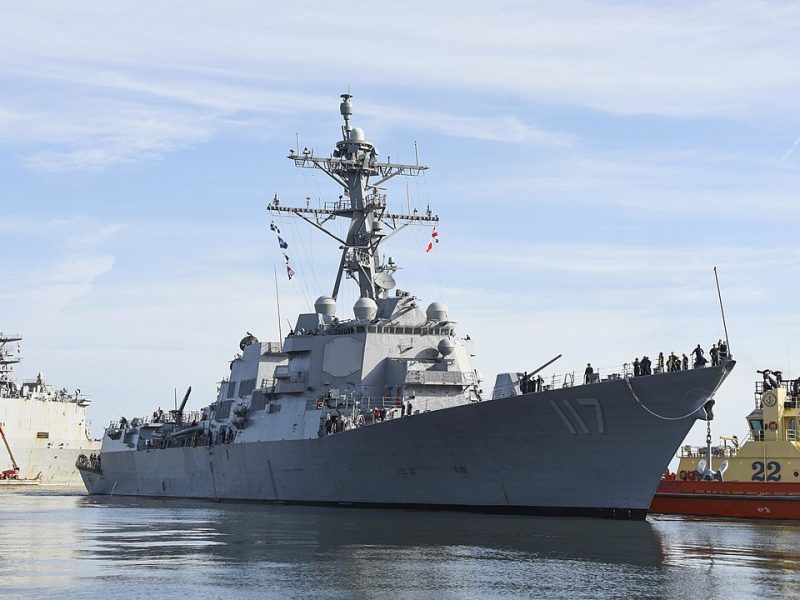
[426,301,448,322]
[353,296,378,320]
[351,127,365,142]
[239,332,259,351]
[314,295,336,316]
[437,338,455,356]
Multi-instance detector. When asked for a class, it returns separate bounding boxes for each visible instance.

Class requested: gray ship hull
[80,363,732,519]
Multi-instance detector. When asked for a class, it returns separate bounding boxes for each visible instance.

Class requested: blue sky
[2,1,800,449]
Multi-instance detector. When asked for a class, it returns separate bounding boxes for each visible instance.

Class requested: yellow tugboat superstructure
[652,370,800,519]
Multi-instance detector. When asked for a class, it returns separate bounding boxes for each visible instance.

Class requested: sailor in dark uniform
[710,344,719,367]
[691,344,705,368]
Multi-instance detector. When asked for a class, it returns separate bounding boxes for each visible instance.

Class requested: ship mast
[268,94,438,301]
[0,333,22,382]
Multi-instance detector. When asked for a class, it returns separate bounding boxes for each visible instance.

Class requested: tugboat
[0,333,100,485]
[651,369,800,519]
[78,93,735,519]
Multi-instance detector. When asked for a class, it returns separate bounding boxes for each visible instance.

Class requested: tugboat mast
[269,94,438,302]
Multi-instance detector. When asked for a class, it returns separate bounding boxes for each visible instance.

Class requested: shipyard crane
[0,424,20,479]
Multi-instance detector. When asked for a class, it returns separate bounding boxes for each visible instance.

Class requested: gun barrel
[529,354,563,378]
[176,386,192,423]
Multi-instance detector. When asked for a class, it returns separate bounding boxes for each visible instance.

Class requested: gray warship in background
[78,94,734,519]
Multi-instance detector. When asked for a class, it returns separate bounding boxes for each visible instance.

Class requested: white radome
[353,296,378,320]
[314,295,336,316]
[426,301,448,322]
[438,338,455,356]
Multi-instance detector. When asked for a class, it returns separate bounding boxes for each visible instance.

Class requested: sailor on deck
[692,345,706,368]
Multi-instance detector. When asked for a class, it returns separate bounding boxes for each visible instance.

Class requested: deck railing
[678,444,737,458]
[754,378,800,409]
[109,409,204,430]
[490,357,727,400]
[75,453,102,473]
[745,429,799,443]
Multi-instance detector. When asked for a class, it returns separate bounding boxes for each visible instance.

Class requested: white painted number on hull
[549,398,606,435]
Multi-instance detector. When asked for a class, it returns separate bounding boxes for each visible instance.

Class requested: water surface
[1,489,798,599]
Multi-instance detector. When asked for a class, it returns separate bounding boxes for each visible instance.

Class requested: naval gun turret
[171,386,192,427]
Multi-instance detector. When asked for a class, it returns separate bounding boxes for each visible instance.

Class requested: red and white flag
[425,227,439,253]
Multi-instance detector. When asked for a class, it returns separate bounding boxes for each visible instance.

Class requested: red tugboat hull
[650,480,800,520]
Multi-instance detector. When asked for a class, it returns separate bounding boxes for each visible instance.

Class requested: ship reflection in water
[1,491,799,599]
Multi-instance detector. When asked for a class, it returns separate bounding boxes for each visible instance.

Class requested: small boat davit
[651,369,800,519]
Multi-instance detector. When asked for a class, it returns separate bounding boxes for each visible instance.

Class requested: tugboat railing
[745,429,799,443]
[679,444,737,458]
[754,378,800,409]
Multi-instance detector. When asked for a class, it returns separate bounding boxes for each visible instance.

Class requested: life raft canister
[768,421,778,431]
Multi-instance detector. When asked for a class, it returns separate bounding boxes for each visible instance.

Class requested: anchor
[696,405,728,482]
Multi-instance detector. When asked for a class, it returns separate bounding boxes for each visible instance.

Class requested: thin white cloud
[450,243,800,275]
[781,135,800,161]
[1,1,799,170]
[2,1,799,117]
[4,102,214,171]
[0,217,122,312]
[3,254,116,314]
[0,69,566,171]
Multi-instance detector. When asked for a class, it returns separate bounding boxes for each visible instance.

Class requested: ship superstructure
[79,94,735,519]
[0,333,99,485]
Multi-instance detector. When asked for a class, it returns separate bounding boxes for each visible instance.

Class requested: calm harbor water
[1,488,799,599]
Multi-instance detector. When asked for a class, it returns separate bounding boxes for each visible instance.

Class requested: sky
[2,1,800,453]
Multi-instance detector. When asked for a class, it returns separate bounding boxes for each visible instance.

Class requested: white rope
[624,377,706,421]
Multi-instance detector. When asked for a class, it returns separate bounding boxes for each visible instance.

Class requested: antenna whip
[714,266,731,355]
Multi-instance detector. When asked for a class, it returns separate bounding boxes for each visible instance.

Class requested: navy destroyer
[1,333,100,485]
[78,94,734,518]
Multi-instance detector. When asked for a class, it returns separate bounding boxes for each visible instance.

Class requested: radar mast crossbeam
[290,210,347,246]
[268,204,438,225]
